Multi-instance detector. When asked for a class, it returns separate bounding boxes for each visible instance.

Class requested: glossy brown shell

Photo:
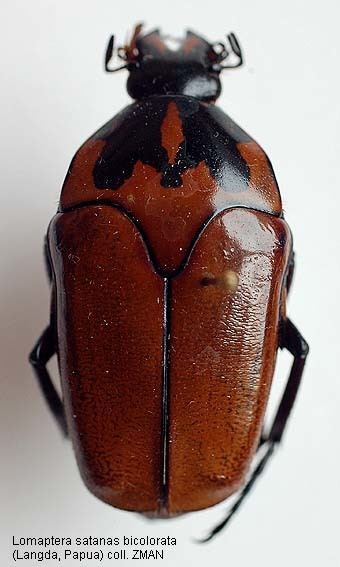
[49,205,290,515]
[49,95,291,515]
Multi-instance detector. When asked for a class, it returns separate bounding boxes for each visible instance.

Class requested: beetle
[29,25,309,541]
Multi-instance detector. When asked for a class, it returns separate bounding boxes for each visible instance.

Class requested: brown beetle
[29,25,309,541]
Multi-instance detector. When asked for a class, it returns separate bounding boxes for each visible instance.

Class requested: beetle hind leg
[198,442,275,543]
[199,317,309,543]
[269,318,309,442]
[29,326,68,437]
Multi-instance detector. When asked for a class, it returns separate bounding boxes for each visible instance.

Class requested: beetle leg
[199,318,309,542]
[29,326,68,437]
[257,430,267,449]
[268,317,309,442]
[43,237,53,283]
[198,443,275,542]
[286,251,295,296]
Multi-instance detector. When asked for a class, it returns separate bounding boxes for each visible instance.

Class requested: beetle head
[104,24,244,102]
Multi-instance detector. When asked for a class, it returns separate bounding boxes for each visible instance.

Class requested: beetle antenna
[196,442,275,543]
[220,32,244,69]
[104,35,129,73]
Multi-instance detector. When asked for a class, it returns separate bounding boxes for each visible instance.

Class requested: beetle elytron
[30,25,309,541]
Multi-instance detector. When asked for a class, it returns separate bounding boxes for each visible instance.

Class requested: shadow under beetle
[29,25,309,542]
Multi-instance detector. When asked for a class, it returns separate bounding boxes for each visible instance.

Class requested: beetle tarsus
[29,326,68,438]
[220,32,244,69]
[104,34,130,73]
[198,442,275,543]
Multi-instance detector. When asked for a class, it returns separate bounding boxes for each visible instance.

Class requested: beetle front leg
[199,318,309,542]
[29,326,68,437]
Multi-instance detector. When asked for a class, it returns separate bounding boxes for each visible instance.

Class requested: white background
[1,1,339,565]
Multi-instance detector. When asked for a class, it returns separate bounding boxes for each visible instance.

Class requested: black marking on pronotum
[93,98,169,190]
[92,95,251,191]
[160,277,171,510]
